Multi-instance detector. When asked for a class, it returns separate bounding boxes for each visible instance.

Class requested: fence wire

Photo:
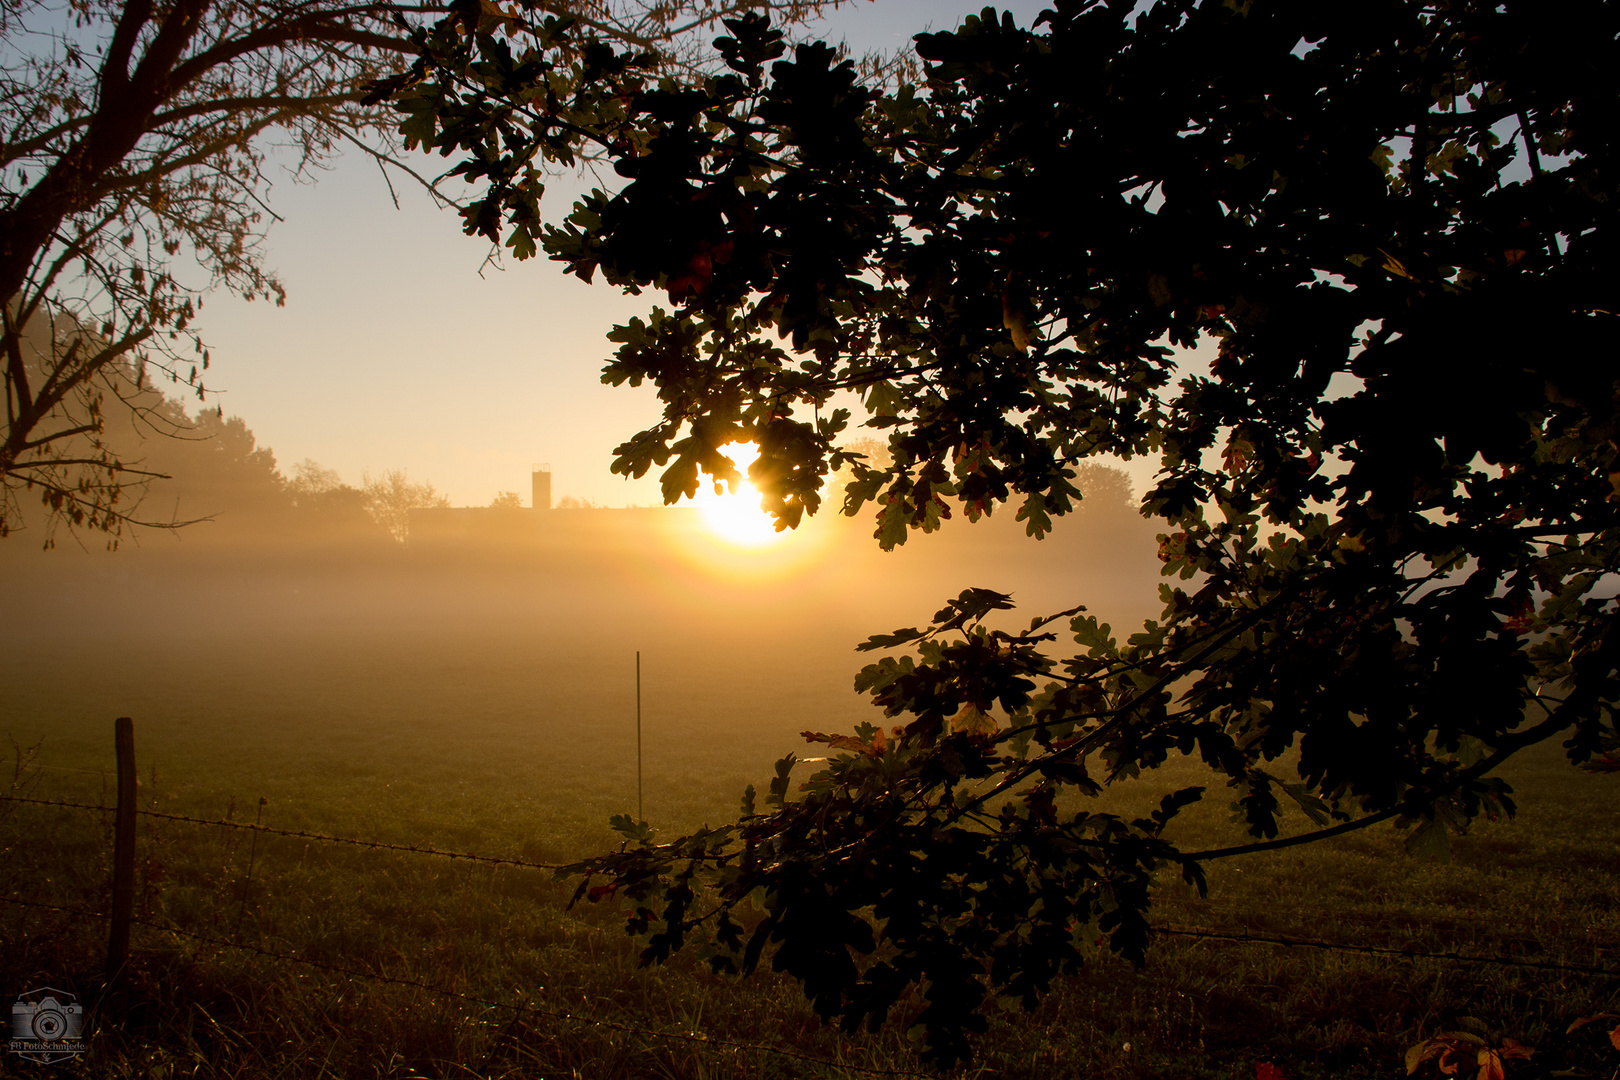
[0,792,567,870]
[4,791,1617,980]
[1156,925,1618,977]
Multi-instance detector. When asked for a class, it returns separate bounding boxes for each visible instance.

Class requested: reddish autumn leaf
[1223,435,1253,475]
[1503,595,1536,635]
[1564,1015,1620,1048]
[1408,1032,1532,1080]
[1256,1061,1286,1080]
[801,729,885,756]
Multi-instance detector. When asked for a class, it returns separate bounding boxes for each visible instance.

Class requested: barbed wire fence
[1,718,1616,1075]
[0,792,570,872]
[6,786,1616,979]
[5,791,1616,979]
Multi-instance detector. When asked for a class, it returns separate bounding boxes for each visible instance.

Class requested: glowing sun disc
[693,444,786,548]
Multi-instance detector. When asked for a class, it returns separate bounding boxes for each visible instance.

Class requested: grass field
[2,517,1617,1079]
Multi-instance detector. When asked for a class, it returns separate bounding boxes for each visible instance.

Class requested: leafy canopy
[393,0,1620,1064]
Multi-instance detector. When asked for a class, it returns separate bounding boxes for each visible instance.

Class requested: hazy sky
[184,2,1066,510]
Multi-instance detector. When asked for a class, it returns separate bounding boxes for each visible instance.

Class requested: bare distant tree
[363,468,447,542]
[288,460,347,501]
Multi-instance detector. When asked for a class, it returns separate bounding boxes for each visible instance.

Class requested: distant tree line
[138,413,453,546]
[2,327,1138,548]
[2,350,457,548]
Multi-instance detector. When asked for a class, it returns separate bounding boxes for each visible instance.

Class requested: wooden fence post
[636,652,643,823]
[106,716,136,981]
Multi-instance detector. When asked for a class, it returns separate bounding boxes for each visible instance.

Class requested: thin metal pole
[636,651,643,822]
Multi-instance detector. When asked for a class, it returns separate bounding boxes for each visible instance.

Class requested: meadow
[1,509,1616,1079]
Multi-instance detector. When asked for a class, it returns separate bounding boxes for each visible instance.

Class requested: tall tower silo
[532,464,551,511]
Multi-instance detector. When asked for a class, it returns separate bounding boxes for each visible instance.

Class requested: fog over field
[0,453,1162,843]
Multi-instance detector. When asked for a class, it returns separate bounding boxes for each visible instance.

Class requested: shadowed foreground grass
[1,728,1616,1080]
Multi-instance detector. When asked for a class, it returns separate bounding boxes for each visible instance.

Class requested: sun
[691,443,786,548]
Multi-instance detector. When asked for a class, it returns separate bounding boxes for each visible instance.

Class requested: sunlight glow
[691,443,786,548]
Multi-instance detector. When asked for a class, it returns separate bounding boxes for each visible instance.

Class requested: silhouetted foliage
[286,458,384,539]
[489,490,526,509]
[396,0,1620,1064]
[139,409,286,529]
